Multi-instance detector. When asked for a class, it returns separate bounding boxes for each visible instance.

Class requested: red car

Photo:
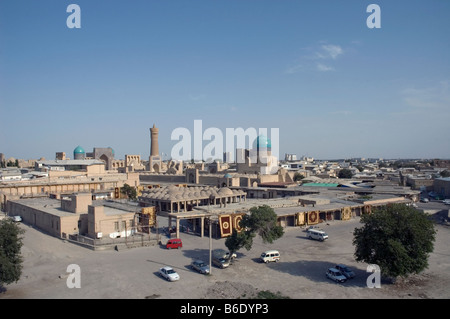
[166,238,182,249]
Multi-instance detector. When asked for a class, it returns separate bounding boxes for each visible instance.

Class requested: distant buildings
[285,154,297,161]
[2,125,450,249]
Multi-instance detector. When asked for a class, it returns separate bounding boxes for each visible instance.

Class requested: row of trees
[0,159,19,168]
[0,203,436,288]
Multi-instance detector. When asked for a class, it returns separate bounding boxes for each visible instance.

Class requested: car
[225,251,237,260]
[335,264,355,279]
[326,267,347,283]
[443,199,450,205]
[158,266,180,282]
[260,250,280,263]
[11,216,22,222]
[420,198,429,203]
[212,257,230,269]
[190,260,210,274]
[166,238,182,249]
[307,229,329,241]
[213,249,237,260]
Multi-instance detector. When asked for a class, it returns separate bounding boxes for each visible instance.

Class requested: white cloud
[402,81,450,109]
[285,64,303,74]
[320,44,344,60]
[317,63,334,72]
[189,94,206,101]
[285,43,344,74]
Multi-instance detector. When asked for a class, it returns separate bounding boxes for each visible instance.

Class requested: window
[122,221,126,229]
[114,221,119,231]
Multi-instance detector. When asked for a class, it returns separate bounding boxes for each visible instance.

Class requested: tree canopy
[120,184,137,200]
[293,172,305,182]
[0,219,25,286]
[440,170,450,178]
[225,205,284,256]
[353,204,436,279]
[338,168,353,179]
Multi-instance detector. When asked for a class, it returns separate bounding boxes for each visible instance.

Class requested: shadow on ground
[265,259,370,287]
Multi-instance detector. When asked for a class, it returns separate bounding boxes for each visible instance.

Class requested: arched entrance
[100,154,109,170]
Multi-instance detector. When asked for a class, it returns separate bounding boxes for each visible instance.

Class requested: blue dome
[74,146,85,154]
[253,135,271,149]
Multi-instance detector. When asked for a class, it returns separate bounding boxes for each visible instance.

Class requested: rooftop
[9,197,137,217]
[37,159,104,166]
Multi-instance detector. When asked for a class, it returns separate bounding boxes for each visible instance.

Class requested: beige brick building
[6,193,138,241]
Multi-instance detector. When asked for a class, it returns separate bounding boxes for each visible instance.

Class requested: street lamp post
[209,217,212,275]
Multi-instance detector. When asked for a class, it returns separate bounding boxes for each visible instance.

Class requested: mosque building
[236,135,279,175]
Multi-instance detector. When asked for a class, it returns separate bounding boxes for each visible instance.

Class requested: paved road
[1,213,450,299]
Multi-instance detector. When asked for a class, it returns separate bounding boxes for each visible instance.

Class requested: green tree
[338,168,353,178]
[0,219,25,286]
[293,172,305,182]
[353,204,436,280]
[225,205,284,256]
[440,170,450,178]
[120,184,137,200]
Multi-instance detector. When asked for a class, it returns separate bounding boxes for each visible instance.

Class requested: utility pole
[208,196,213,275]
[209,217,212,275]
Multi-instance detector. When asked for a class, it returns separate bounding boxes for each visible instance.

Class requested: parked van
[260,250,280,263]
[307,229,328,241]
[166,238,182,249]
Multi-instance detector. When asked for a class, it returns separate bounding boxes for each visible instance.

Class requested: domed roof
[218,187,233,196]
[224,173,233,178]
[253,135,271,149]
[74,146,85,154]
[166,185,181,193]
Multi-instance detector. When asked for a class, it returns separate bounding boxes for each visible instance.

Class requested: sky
[1,0,449,161]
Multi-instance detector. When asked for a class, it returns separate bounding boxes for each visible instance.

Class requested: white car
[225,251,237,260]
[326,268,347,283]
[11,216,22,222]
[443,199,450,205]
[158,266,180,282]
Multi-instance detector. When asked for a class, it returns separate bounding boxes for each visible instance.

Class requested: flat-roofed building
[434,178,450,198]
[6,193,138,242]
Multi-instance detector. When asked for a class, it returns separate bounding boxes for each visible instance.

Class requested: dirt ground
[1,215,449,300]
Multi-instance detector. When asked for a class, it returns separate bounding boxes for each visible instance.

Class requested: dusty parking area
[1,215,449,299]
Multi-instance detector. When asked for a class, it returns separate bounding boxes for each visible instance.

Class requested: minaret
[149,124,161,172]
[150,124,159,157]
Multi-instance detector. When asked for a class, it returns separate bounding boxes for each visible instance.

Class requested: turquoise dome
[74,146,85,154]
[253,135,271,149]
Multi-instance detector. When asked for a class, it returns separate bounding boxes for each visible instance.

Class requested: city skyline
[1,1,449,161]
